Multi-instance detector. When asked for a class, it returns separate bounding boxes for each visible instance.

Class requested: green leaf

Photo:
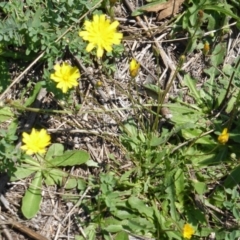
[21,171,42,219]
[103,225,124,232]
[65,178,77,189]
[210,43,226,66]
[181,128,215,144]
[175,169,184,197]
[202,4,240,21]
[77,179,86,190]
[45,143,64,161]
[0,57,10,93]
[183,74,202,106]
[115,231,129,240]
[0,107,14,123]
[11,166,36,181]
[128,196,154,219]
[224,165,240,189]
[45,168,67,185]
[192,180,206,195]
[143,83,164,100]
[24,82,43,107]
[47,150,89,167]
[23,157,41,167]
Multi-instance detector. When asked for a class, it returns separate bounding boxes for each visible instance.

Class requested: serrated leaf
[128,196,154,219]
[48,150,89,167]
[0,107,14,123]
[202,4,240,21]
[21,171,42,219]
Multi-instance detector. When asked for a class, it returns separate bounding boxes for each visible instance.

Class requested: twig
[54,187,90,240]
[0,219,49,240]
[71,55,109,103]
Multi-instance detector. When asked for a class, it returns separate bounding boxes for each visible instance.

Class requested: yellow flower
[79,14,123,58]
[183,223,195,239]
[129,59,140,78]
[21,128,51,155]
[50,62,80,93]
[218,128,229,144]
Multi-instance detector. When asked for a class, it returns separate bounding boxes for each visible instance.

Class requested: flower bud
[129,59,140,78]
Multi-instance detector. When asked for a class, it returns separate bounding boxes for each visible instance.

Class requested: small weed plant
[0,0,240,239]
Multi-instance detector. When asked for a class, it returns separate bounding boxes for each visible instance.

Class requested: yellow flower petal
[218,128,229,144]
[79,14,123,58]
[50,62,80,93]
[183,224,195,239]
[21,128,51,155]
[129,59,140,78]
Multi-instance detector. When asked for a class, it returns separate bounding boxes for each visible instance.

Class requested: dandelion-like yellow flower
[218,128,229,144]
[183,223,195,239]
[79,14,123,58]
[21,128,51,155]
[129,59,140,78]
[50,62,80,93]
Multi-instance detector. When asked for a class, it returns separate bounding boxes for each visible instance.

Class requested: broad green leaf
[202,4,240,21]
[122,218,154,233]
[85,159,98,167]
[65,178,77,189]
[103,225,124,232]
[23,157,41,167]
[164,103,203,126]
[120,118,138,138]
[45,168,68,185]
[115,231,129,240]
[77,179,86,190]
[192,180,206,195]
[11,166,35,181]
[0,107,14,123]
[21,171,42,219]
[181,128,215,144]
[45,143,64,161]
[48,150,89,167]
[128,196,154,219]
